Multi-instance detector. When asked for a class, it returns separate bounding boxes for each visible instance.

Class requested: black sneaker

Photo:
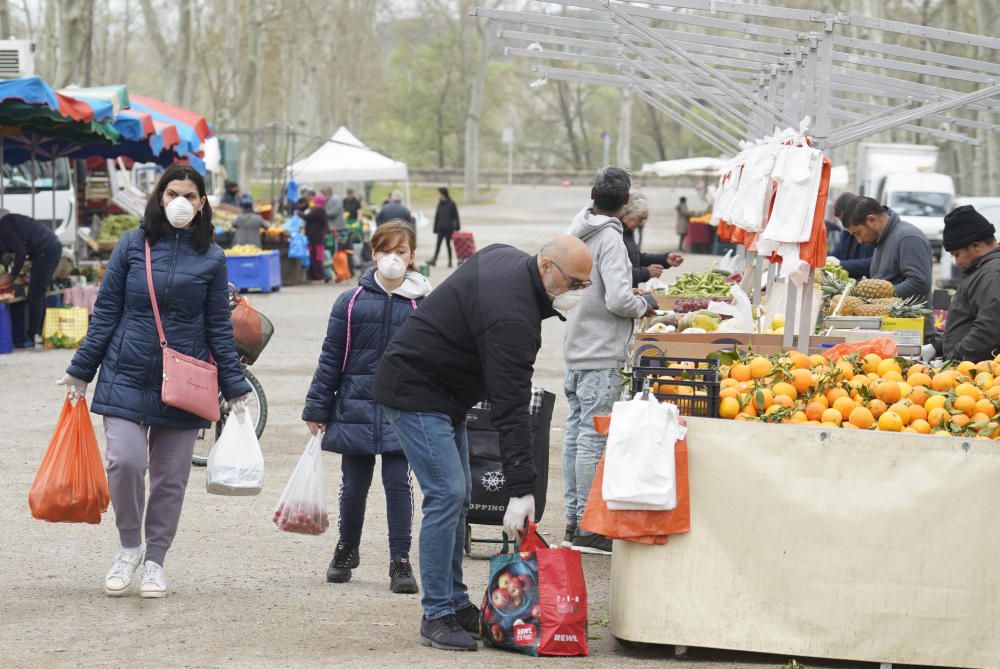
[420,614,478,651]
[454,603,483,640]
[326,543,360,583]
[389,556,419,594]
[572,532,613,555]
[562,523,578,548]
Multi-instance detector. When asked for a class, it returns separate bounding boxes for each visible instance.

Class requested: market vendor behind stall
[0,210,62,348]
[829,192,874,280]
[620,192,684,288]
[928,205,1000,362]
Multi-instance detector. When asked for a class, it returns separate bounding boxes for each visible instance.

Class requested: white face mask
[551,289,584,315]
[377,253,407,280]
[164,197,196,228]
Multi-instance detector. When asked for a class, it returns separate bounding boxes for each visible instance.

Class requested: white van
[879,172,955,261]
[1,158,76,247]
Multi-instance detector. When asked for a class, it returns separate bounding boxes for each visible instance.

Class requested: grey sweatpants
[104,417,198,567]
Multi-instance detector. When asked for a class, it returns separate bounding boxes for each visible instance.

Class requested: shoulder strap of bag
[144,239,168,349]
[341,286,365,372]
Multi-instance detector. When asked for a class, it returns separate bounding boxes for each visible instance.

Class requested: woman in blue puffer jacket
[302,220,431,594]
[59,164,251,599]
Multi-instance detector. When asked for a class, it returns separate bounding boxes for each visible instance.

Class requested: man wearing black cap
[929,205,1000,362]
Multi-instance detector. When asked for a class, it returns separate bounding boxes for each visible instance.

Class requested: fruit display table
[610,417,1000,669]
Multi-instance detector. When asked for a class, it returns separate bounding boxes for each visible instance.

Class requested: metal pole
[782,279,797,350]
[797,271,816,351]
[507,140,513,186]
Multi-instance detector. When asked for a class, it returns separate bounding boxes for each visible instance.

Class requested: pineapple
[839,296,863,316]
[888,296,932,318]
[854,278,895,300]
[854,301,890,317]
[820,271,850,299]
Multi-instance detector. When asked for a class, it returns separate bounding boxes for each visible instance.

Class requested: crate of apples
[715,350,1000,439]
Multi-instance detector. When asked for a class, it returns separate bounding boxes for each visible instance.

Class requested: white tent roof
[639,157,725,178]
[289,127,408,183]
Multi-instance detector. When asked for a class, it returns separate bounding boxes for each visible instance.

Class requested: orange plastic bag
[29,397,110,524]
[333,250,351,282]
[579,437,690,545]
[821,337,899,362]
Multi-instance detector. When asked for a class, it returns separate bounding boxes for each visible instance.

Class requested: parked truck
[857,143,954,261]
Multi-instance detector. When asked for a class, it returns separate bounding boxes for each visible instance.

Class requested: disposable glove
[503,494,535,538]
[56,374,88,399]
[227,393,252,416]
[920,344,937,364]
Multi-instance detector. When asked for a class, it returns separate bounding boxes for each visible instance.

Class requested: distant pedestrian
[303,221,431,594]
[58,164,251,599]
[675,196,691,250]
[376,191,414,228]
[303,196,329,282]
[0,210,63,347]
[322,187,346,231]
[343,188,362,221]
[232,195,265,247]
[428,187,460,268]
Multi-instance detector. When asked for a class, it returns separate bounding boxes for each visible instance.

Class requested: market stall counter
[609,417,1000,669]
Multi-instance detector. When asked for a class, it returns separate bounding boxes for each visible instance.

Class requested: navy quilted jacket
[302,269,428,455]
[67,227,251,430]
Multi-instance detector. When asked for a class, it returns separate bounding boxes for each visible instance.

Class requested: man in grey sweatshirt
[562,166,654,555]
[845,196,934,335]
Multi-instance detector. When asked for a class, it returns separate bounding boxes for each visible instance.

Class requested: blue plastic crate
[0,303,13,354]
[45,293,63,307]
[225,251,281,293]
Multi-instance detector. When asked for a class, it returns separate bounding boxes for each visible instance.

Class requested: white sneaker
[104,548,143,597]
[139,561,168,599]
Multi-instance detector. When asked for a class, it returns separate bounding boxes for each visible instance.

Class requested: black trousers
[432,232,453,264]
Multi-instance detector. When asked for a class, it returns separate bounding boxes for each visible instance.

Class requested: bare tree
[55,0,88,86]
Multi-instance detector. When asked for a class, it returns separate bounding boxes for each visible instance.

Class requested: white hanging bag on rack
[602,394,681,511]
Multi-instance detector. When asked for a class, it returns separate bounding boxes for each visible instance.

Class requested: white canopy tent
[288,127,410,205]
[639,156,725,178]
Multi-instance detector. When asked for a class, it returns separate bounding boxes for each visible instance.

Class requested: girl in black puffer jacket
[302,221,431,593]
[61,165,251,599]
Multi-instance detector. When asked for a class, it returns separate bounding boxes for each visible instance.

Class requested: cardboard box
[880,316,924,346]
[631,332,845,362]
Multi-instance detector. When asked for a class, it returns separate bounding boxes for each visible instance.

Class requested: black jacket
[303,207,328,245]
[67,227,251,429]
[433,199,460,235]
[343,196,362,220]
[376,201,414,226]
[373,244,560,496]
[0,212,60,277]
[622,227,667,287]
[831,229,874,280]
[938,247,1000,362]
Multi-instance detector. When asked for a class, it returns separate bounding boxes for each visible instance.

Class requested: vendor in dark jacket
[302,222,431,594]
[59,164,251,599]
[619,192,683,287]
[829,192,874,280]
[0,210,63,347]
[373,235,592,652]
[929,206,1000,362]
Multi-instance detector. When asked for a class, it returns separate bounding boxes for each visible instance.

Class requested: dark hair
[834,192,858,218]
[845,196,885,228]
[295,197,310,212]
[438,186,450,200]
[679,196,687,203]
[592,165,631,212]
[144,164,213,253]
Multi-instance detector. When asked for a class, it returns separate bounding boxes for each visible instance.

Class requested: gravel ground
[0,185,855,668]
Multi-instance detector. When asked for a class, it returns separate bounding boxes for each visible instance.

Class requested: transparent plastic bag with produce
[272,435,329,535]
[206,410,264,496]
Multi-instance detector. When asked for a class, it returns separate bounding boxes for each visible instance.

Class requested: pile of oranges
[716,351,1000,439]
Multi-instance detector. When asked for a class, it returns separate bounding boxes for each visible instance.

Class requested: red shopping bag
[579,436,690,544]
[481,523,589,656]
[29,397,110,524]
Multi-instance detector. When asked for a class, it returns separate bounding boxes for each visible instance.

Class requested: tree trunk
[0,1,11,39]
[463,17,490,201]
[172,0,192,105]
[118,0,131,83]
[974,0,999,197]
[616,91,632,169]
[55,0,87,86]
[556,81,583,170]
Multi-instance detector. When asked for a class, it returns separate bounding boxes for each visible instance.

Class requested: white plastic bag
[272,435,329,535]
[709,284,754,332]
[602,396,681,511]
[206,410,264,496]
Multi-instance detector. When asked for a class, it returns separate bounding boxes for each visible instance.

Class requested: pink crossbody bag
[145,240,220,422]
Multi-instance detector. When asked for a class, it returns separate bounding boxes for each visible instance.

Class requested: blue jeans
[563,368,618,533]
[382,406,471,620]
